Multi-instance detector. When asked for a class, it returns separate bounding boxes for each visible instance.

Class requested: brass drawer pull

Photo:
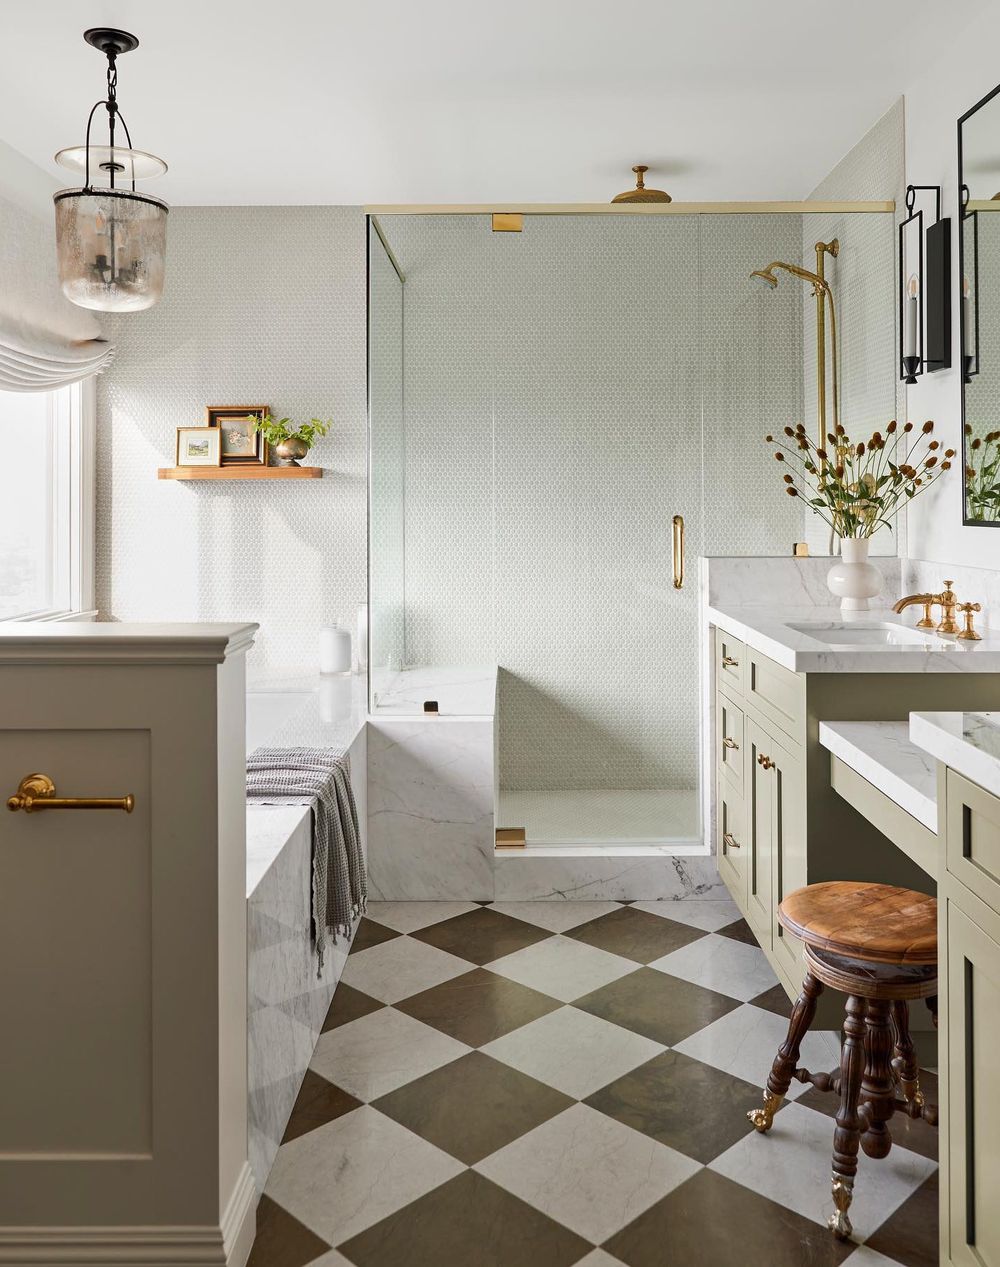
[722,655,740,668]
[757,754,774,770]
[7,773,134,814]
[723,832,741,851]
[672,514,685,590]
[723,737,739,750]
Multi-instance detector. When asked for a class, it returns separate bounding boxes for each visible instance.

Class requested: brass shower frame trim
[370,215,406,282]
[365,201,894,216]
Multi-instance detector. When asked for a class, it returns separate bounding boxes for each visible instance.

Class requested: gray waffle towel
[246,746,366,971]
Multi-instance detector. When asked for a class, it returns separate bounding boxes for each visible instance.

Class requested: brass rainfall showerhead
[611,165,672,204]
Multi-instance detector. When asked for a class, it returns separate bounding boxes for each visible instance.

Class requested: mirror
[960,84,1000,523]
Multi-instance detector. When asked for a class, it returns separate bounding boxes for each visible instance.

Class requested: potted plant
[766,420,954,609]
[249,413,331,467]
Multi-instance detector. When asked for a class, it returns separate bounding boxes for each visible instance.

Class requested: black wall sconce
[899,184,951,384]
[961,184,980,383]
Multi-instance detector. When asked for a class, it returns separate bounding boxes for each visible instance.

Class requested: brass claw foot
[747,1091,783,1133]
[828,1173,854,1241]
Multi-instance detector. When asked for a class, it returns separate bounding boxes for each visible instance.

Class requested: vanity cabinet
[940,771,1000,1266]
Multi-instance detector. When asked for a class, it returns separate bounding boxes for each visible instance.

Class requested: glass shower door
[492,214,704,846]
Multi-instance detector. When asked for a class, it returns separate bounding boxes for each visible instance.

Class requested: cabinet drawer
[947,769,1000,916]
[718,694,745,795]
[716,630,745,697]
[747,648,805,738]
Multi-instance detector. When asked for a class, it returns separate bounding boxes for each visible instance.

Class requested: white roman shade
[0,161,115,392]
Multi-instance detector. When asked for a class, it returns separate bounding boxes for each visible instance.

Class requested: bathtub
[245,689,314,756]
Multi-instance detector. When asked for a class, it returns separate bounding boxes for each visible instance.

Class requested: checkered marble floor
[249,900,938,1267]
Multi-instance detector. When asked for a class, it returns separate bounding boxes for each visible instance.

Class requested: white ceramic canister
[320,621,352,675]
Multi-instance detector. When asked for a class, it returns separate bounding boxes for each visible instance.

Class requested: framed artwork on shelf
[206,405,269,466]
[176,426,221,467]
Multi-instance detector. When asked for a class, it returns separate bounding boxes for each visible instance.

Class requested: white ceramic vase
[826,538,882,611]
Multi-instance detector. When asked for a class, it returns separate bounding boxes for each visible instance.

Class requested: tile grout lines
[250,901,937,1267]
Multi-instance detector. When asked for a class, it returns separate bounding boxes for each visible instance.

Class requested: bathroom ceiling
[0,0,986,206]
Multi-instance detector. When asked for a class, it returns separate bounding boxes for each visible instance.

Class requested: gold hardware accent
[7,773,134,814]
[757,754,774,770]
[958,601,983,641]
[723,736,739,750]
[365,202,895,217]
[936,581,959,635]
[722,655,739,668]
[672,514,684,589]
[793,542,810,557]
[723,831,741,851]
[750,241,840,446]
[828,1173,855,1241]
[747,1090,783,1132]
[611,164,672,204]
[492,212,523,233]
[892,591,938,628]
[495,827,526,848]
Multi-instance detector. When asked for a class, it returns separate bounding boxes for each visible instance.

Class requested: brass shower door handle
[672,515,684,589]
[6,773,134,814]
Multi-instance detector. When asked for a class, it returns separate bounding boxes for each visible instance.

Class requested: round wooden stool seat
[778,881,937,966]
[804,945,938,1001]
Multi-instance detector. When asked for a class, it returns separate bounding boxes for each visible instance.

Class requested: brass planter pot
[274,437,310,467]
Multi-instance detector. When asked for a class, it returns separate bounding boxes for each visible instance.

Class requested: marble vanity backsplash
[703,555,902,608]
[904,558,1000,632]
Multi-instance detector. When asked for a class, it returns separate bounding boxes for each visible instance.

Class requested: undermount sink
[784,621,954,650]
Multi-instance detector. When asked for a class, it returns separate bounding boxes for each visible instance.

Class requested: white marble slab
[818,721,938,832]
[708,602,1000,673]
[370,666,498,716]
[911,711,1000,799]
[492,853,727,902]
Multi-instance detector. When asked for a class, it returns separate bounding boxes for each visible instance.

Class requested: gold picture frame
[206,405,270,466]
[176,426,221,467]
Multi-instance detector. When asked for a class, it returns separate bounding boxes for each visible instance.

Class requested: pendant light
[53,28,168,312]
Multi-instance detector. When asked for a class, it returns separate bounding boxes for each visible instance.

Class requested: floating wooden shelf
[157,465,323,481]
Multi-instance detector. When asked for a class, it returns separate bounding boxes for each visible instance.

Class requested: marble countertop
[910,712,1000,799]
[819,720,938,832]
[708,603,1000,673]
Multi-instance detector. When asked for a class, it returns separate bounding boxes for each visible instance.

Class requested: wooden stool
[747,881,938,1240]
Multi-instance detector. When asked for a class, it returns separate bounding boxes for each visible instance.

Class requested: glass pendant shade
[54,187,168,312]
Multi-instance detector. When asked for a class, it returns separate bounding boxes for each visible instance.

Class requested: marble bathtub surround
[819,721,938,832]
[250,901,930,1267]
[910,710,1000,797]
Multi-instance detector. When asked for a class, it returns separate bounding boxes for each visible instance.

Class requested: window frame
[0,377,96,623]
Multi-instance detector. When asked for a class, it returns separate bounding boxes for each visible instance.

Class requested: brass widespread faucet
[893,581,982,640]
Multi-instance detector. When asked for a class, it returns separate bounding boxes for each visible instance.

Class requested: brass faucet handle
[936,581,960,635]
[916,598,936,630]
[957,602,983,642]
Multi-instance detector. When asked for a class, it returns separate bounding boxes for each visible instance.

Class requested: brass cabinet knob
[723,832,741,851]
[757,754,774,770]
[957,601,983,642]
[723,737,739,750]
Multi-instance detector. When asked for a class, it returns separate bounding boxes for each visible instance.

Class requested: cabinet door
[746,718,774,947]
[944,899,1000,1267]
[769,730,806,982]
[717,783,747,910]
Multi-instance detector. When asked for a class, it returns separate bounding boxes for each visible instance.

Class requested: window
[0,380,94,621]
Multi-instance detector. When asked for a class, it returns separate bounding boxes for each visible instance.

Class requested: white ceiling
[0,0,984,206]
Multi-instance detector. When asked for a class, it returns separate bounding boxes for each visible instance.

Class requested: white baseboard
[0,1167,258,1267]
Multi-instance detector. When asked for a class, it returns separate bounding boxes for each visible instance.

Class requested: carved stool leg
[748,970,823,1133]
[890,1000,924,1107]
[926,995,939,1030]
[861,999,895,1160]
[829,994,866,1240]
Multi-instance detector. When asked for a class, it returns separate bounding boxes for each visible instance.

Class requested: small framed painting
[206,405,269,466]
[176,426,221,467]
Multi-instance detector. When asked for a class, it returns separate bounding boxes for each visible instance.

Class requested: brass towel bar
[7,773,134,814]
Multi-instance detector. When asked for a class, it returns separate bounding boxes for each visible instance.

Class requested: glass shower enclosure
[368,206,896,849]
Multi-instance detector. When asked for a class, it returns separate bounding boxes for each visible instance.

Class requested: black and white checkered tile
[249,900,937,1267]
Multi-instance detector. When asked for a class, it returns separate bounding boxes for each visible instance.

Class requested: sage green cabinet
[940,771,1000,1266]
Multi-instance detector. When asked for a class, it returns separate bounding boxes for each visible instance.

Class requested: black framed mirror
[959,83,1000,524]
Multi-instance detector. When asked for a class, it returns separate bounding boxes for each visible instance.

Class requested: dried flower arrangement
[765,420,954,539]
[964,424,1000,523]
